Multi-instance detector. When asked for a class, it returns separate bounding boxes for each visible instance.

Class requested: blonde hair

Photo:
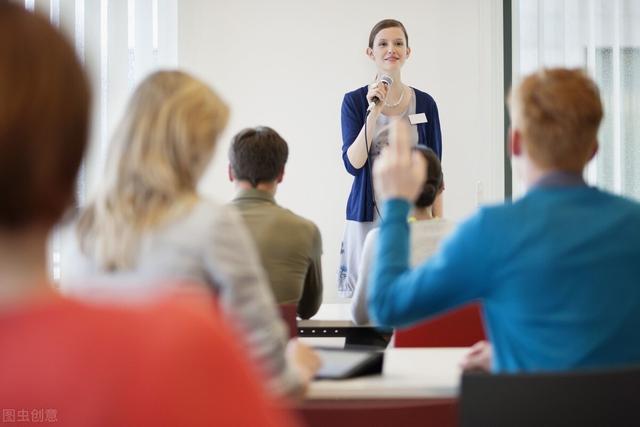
[77,70,229,271]
[508,68,603,171]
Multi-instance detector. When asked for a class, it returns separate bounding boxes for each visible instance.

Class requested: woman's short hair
[0,3,90,229]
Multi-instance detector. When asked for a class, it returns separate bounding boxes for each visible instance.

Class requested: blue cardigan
[369,183,640,372]
[341,85,442,222]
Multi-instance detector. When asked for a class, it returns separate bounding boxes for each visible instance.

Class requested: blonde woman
[60,70,319,397]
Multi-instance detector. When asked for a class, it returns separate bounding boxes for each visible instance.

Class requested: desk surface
[305,303,352,320]
[307,348,466,400]
[298,303,368,336]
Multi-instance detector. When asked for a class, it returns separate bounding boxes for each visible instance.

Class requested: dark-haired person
[0,3,296,426]
[229,126,323,320]
[350,147,453,325]
[338,18,443,298]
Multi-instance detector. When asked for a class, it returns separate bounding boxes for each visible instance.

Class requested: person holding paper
[338,19,443,298]
[350,146,454,325]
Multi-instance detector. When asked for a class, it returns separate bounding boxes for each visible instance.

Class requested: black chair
[460,365,640,427]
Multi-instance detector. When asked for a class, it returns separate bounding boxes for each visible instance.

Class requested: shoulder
[344,85,369,101]
[78,297,238,363]
[596,188,640,208]
[364,227,380,245]
[36,297,214,346]
[443,206,499,247]
[189,197,225,218]
[412,87,438,109]
[149,198,244,252]
[590,188,640,224]
[342,86,368,110]
[412,218,456,235]
[191,197,245,231]
[275,205,322,238]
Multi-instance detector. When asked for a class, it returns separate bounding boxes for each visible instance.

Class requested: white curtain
[24,0,178,203]
[20,0,178,281]
[513,0,640,200]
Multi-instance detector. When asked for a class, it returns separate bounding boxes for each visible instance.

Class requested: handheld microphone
[368,74,393,111]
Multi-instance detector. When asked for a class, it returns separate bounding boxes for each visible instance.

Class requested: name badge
[408,113,428,125]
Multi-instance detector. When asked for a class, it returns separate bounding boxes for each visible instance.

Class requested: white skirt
[337,218,378,298]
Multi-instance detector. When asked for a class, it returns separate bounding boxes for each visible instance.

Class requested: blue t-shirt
[369,179,640,372]
[340,85,442,222]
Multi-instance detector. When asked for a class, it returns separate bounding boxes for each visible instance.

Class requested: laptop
[314,347,384,380]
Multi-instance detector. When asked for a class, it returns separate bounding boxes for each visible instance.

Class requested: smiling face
[367,26,411,73]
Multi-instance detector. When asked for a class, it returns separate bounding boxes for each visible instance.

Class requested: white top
[370,88,419,159]
[307,347,467,399]
[350,218,456,325]
[58,198,300,396]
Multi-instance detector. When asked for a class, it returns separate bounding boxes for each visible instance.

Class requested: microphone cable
[364,108,383,222]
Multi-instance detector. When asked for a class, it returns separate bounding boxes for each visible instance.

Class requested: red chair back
[279,304,298,338]
[298,399,457,427]
[395,303,485,347]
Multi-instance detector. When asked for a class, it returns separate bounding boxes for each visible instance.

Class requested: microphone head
[379,74,393,87]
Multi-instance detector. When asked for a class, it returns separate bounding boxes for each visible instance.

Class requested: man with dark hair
[229,127,322,319]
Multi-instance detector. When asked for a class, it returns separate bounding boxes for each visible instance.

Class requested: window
[513,0,640,200]
[20,0,178,281]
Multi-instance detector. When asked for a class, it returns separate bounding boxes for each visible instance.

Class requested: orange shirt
[0,295,297,427]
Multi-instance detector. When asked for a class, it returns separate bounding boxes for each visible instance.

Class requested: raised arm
[368,120,488,327]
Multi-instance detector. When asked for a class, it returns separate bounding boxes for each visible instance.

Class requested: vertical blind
[23,0,178,203]
[19,0,178,280]
[514,0,639,200]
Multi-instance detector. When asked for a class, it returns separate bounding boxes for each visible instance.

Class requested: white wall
[178,0,505,303]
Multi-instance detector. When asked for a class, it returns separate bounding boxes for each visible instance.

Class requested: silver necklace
[384,86,405,108]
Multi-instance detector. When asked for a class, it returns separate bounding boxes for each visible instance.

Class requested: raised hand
[373,118,426,202]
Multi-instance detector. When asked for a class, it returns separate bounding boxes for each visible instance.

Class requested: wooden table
[308,347,466,399]
[298,348,467,427]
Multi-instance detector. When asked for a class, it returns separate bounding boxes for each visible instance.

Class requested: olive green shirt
[231,189,323,319]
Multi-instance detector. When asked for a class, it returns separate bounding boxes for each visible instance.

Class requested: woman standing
[338,19,443,297]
